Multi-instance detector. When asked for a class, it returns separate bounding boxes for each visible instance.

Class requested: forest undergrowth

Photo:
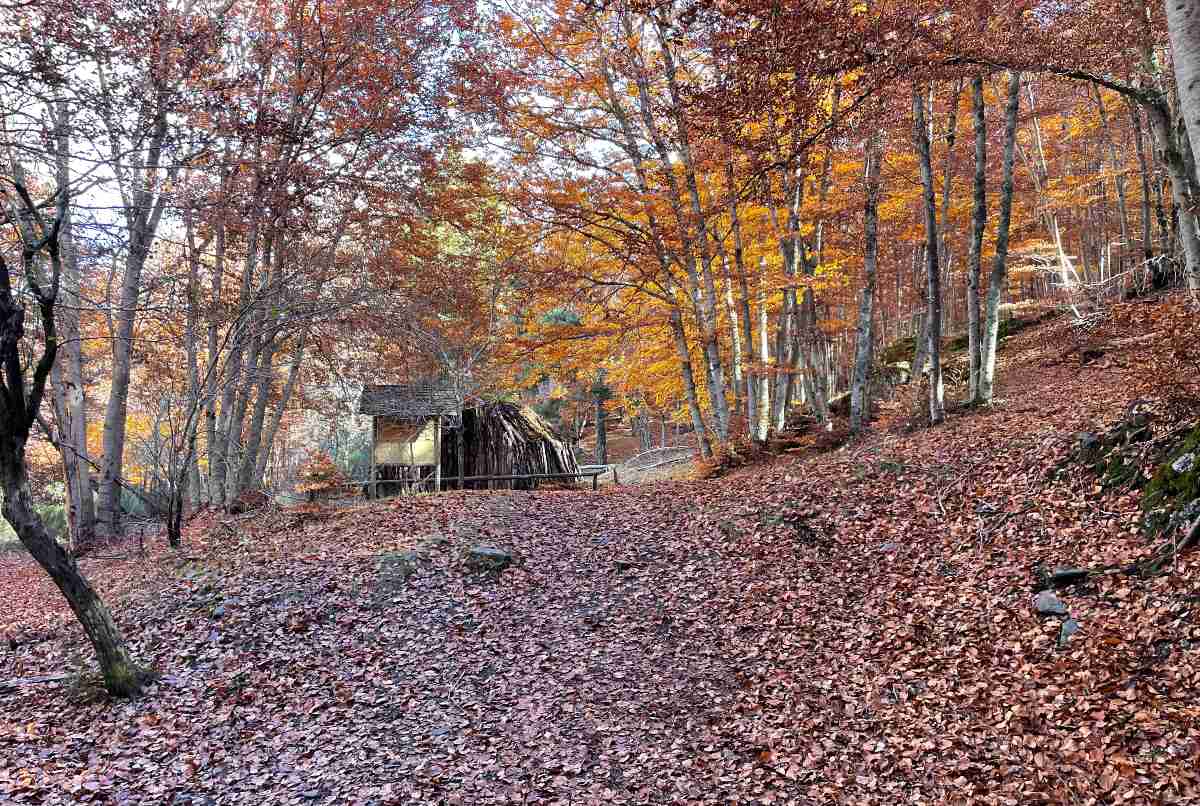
[2,302,1199,805]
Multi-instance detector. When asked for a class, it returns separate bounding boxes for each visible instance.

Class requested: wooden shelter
[443,401,579,489]
[358,384,580,496]
[359,382,460,497]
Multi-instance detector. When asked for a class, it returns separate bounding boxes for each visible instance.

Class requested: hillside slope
[2,307,1199,805]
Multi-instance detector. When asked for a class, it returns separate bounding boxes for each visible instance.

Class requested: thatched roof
[358,382,461,418]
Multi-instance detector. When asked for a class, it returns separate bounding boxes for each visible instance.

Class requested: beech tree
[1165,0,1200,172]
[912,82,945,424]
[849,128,883,432]
[978,71,1022,404]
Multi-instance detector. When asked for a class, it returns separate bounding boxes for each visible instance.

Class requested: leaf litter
[2,317,1200,805]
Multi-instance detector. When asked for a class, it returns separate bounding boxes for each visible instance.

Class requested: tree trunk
[594,391,608,466]
[980,72,1022,403]
[966,76,988,403]
[46,102,94,549]
[254,334,306,488]
[1094,85,1131,273]
[1146,99,1200,292]
[97,247,147,535]
[1166,0,1200,184]
[756,258,771,441]
[668,302,714,459]
[913,83,945,424]
[5,469,141,695]
[1128,98,1157,269]
[0,183,143,696]
[725,162,759,439]
[232,336,278,498]
[851,130,883,432]
[937,79,963,267]
[653,20,731,440]
[209,217,265,506]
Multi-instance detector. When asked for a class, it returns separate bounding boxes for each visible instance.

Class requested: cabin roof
[358,382,461,418]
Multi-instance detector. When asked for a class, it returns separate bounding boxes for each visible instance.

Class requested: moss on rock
[1141,424,1200,534]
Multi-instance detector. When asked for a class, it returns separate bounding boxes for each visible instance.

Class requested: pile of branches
[444,402,579,489]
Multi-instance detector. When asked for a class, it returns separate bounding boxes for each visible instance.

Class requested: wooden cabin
[358,382,460,497]
[358,383,580,496]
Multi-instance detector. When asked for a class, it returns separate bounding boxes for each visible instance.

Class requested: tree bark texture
[851,130,883,433]
[980,72,1022,403]
[966,77,988,403]
[912,83,945,424]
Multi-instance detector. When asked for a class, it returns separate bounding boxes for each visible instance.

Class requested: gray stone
[377,551,422,585]
[1172,452,1197,474]
[1058,618,1081,648]
[465,545,513,572]
[1074,431,1102,462]
[1035,590,1068,616]
[879,542,901,554]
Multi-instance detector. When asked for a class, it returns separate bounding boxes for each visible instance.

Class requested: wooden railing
[442,469,609,491]
[327,468,618,500]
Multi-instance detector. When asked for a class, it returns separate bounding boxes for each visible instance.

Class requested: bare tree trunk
[966,77,987,403]
[600,51,718,453]
[713,230,745,415]
[210,219,266,505]
[771,285,796,432]
[755,258,771,441]
[980,72,1023,403]
[254,334,305,488]
[45,102,94,548]
[1146,99,1200,292]
[913,83,945,424]
[937,79,963,267]
[770,172,805,432]
[594,385,608,466]
[97,251,145,534]
[1094,85,1131,272]
[623,13,730,441]
[725,164,759,438]
[668,302,714,459]
[1128,99,1157,268]
[851,130,884,433]
[95,85,172,536]
[653,18,731,438]
[202,201,228,506]
[5,468,142,694]
[233,336,278,497]
[1166,0,1200,181]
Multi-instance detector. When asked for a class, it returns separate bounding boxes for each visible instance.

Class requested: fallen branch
[0,673,71,691]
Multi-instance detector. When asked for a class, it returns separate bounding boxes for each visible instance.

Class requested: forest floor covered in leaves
[4,308,1200,805]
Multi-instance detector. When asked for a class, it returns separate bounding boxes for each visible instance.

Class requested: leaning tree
[1,180,145,696]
